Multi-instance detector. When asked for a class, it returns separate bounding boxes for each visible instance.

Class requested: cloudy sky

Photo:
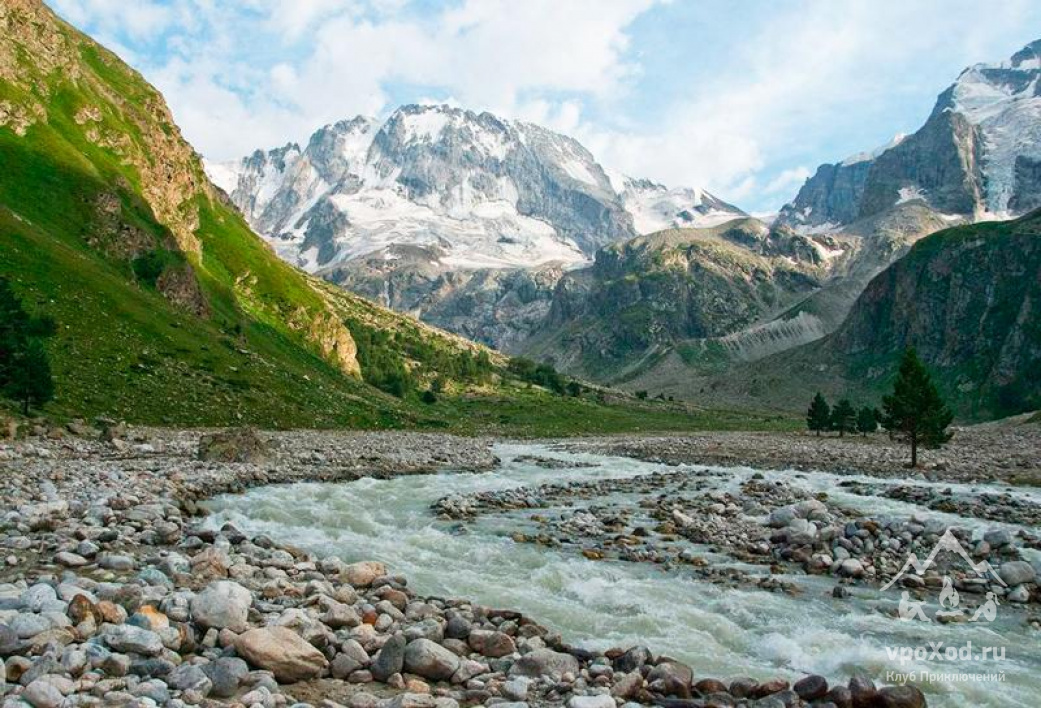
[51,0,1041,212]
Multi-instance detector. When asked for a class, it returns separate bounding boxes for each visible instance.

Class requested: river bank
[1,423,1034,707]
[558,424,1041,485]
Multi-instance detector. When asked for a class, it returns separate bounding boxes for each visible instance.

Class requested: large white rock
[191,581,252,632]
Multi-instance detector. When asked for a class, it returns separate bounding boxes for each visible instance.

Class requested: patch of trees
[345,318,494,399]
[507,357,567,394]
[0,278,55,414]
[805,348,953,467]
[807,392,879,437]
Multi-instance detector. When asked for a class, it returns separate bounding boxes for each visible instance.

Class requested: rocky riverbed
[1,421,1038,707]
[433,466,1041,616]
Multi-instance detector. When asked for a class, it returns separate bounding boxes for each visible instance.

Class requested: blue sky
[50,0,1041,212]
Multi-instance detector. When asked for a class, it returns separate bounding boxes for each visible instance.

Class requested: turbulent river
[206,444,1041,707]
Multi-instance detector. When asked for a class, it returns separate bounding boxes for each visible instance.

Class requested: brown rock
[345,561,387,587]
[95,601,126,625]
[694,678,728,695]
[67,594,99,624]
[751,679,790,698]
[877,685,926,708]
[235,627,329,683]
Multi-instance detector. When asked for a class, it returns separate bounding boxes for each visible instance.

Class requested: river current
[205,444,1041,707]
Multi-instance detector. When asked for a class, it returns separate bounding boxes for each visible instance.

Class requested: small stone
[568,696,615,708]
[99,554,135,571]
[793,674,828,700]
[467,629,515,658]
[1007,585,1031,603]
[23,678,65,708]
[103,625,164,656]
[55,552,88,568]
[877,684,926,707]
[371,633,406,681]
[345,561,388,587]
[167,664,212,695]
[204,656,249,698]
[998,561,1036,587]
[509,649,580,680]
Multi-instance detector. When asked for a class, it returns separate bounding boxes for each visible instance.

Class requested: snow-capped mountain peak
[207,104,744,273]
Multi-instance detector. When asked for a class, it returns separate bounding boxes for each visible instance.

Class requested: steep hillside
[689,214,1041,421]
[0,0,470,426]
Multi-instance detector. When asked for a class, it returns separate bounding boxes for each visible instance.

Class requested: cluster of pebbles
[434,466,1041,621]
[0,424,931,707]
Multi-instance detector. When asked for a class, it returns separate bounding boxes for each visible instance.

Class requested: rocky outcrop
[0,0,208,258]
[521,219,835,378]
[822,213,1041,418]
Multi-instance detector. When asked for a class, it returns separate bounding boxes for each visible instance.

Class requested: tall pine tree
[857,406,880,436]
[831,398,856,437]
[806,392,831,436]
[882,348,953,467]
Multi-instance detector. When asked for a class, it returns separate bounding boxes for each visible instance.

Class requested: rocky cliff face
[320,245,562,353]
[211,105,745,276]
[779,39,1041,230]
[822,214,1041,418]
[1,0,210,259]
[214,106,615,272]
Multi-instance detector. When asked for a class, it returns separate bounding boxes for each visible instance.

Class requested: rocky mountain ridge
[779,39,1041,231]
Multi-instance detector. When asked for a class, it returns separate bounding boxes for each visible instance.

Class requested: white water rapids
[205,444,1041,707]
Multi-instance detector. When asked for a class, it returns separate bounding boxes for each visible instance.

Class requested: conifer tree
[831,398,856,437]
[0,277,56,415]
[882,348,953,467]
[806,392,831,436]
[857,406,879,436]
[7,338,54,415]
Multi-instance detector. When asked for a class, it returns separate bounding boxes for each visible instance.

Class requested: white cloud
[50,0,1041,210]
[107,0,659,163]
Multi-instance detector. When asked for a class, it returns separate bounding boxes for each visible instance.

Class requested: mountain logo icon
[882,528,1006,623]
